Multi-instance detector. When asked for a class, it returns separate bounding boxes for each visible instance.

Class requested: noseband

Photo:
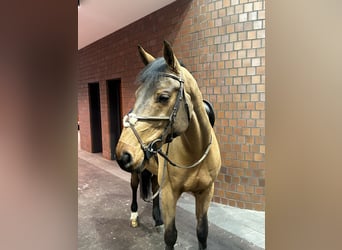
[123,72,212,169]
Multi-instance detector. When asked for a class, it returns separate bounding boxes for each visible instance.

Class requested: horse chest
[169,169,212,193]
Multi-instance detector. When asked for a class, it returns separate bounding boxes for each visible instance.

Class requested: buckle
[144,138,162,160]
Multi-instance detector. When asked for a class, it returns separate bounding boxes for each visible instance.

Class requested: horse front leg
[151,174,163,228]
[161,184,180,250]
[130,172,139,227]
[195,184,214,250]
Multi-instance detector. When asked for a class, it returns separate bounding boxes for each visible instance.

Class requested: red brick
[255,187,264,195]
[245,185,255,194]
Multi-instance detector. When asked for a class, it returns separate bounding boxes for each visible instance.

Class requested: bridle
[123,73,189,158]
[123,72,212,169]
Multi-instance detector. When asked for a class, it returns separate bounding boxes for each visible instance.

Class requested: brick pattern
[78,0,192,156]
[78,0,265,210]
[188,0,266,211]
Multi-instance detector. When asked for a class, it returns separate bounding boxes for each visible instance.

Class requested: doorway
[107,79,122,160]
[88,82,103,153]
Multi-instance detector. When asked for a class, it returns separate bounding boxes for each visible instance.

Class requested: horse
[128,100,215,229]
[116,41,221,250]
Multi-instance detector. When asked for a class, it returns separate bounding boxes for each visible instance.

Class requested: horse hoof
[130,218,139,228]
[130,212,139,227]
[155,224,164,233]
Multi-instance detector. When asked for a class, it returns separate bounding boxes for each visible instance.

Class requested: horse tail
[139,169,152,201]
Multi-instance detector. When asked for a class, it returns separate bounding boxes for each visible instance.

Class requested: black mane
[136,57,167,87]
[136,58,187,87]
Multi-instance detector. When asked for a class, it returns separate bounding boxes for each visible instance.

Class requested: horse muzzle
[115,139,146,173]
[116,151,133,172]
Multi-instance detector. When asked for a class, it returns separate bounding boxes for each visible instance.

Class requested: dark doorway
[107,79,122,160]
[88,83,103,153]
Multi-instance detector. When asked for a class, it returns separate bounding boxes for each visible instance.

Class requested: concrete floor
[78,147,264,250]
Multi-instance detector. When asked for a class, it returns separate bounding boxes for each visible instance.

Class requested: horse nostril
[122,152,132,165]
[117,151,133,171]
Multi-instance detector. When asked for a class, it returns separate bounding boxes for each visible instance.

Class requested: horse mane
[136,58,167,87]
[136,58,187,86]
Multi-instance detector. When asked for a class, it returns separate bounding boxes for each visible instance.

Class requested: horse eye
[157,94,170,104]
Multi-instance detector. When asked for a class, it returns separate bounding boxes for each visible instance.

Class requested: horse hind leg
[151,174,163,229]
[195,184,214,250]
[130,172,139,227]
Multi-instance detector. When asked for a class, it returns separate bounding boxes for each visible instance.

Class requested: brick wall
[78,0,265,210]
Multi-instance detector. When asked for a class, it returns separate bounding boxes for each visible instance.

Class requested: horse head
[116,41,194,173]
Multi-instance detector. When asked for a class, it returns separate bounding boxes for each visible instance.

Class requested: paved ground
[78,147,264,250]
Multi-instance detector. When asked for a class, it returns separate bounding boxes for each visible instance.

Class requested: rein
[158,135,212,169]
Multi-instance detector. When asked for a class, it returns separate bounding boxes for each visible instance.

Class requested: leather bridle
[123,72,212,169]
[123,73,189,158]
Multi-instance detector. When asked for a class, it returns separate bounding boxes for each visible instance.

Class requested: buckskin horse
[116,41,221,250]
[128,99,215,229]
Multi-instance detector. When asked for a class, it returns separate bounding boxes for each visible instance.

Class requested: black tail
[139,169,152,201]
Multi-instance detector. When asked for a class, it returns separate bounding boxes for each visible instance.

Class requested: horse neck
[182,113,211,153]
[181,76,212,153]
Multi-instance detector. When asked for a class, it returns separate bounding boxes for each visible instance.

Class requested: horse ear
[163,40,181,74]
[138,45,155,65]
